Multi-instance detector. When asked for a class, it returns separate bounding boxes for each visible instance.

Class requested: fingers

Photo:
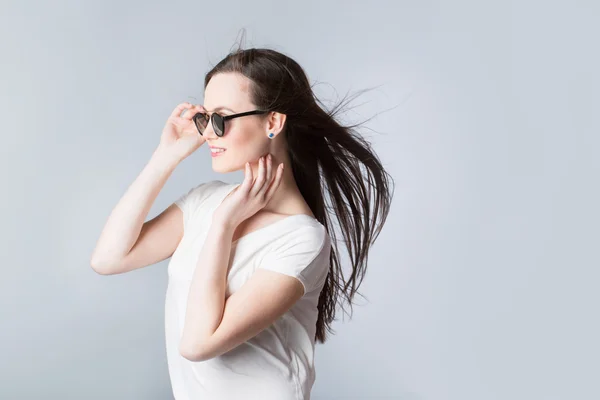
[252,155,268,195]
[171,102,202,120]
[242,161,254,191]
[182,105,203,121]
[170,102,193,118]
[243,154,283,202]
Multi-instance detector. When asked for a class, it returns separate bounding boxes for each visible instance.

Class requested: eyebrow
[205,106,235,113]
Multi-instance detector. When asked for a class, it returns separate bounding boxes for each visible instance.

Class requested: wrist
[211,212,239,232]
[210,216,236,240]
[151,147,180,169]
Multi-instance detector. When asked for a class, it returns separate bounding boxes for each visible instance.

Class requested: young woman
[91,45,393,400]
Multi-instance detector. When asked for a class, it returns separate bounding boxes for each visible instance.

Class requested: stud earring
[268,133,274,138]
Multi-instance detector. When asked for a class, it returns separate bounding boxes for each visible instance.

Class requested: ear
[267,111,286,136]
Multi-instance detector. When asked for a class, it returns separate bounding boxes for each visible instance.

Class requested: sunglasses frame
[192,109,269,137]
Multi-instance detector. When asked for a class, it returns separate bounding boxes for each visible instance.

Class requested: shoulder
[182,179,231,197]
[270,219,331,257]
[175,180,232,210]
[258,219,331,294]
[189,179,230,195]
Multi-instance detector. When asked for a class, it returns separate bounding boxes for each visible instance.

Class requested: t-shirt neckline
[216,182,319,246]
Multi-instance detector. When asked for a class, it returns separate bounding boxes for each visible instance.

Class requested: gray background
[1,0,598,399]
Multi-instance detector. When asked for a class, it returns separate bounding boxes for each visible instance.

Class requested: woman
[91,45,393,399]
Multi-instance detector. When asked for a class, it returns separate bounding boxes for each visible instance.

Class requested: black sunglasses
[192,109,269,137]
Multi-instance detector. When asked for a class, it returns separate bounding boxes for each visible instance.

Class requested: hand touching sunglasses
[192,108,269,137]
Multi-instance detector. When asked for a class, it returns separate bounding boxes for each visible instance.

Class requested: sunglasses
[192,109,269,137]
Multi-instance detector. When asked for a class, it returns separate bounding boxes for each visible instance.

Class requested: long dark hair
[203,35,394,343]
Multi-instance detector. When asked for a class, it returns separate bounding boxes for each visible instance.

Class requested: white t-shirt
[166,180,331,400]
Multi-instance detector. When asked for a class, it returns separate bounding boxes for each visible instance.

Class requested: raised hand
[157,102,206,163]
[213,153,285,228]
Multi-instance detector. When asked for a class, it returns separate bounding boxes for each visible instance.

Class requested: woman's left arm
[178,217,304,362]
[179,156,303,362]
[179,219,236,357]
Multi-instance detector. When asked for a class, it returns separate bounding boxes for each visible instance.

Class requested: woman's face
[201,72,276,173]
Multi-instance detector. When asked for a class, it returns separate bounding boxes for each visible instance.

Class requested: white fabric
[166,180,331,400]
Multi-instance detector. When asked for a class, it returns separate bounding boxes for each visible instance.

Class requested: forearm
[179,217,235,357]
[90,147,179,270]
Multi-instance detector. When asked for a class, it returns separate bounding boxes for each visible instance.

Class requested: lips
[210,147,227,157]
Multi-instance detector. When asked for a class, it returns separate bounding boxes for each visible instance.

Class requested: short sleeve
[174,181,216,231]
[258,225,331,296]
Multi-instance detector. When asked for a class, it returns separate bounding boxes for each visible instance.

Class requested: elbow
[90,257,116,275]
[179,341,212,362]
[179,346,204,362]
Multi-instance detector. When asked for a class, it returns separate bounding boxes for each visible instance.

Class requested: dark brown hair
[204,33,394,343]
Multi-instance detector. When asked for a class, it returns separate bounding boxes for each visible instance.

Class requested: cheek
[227,126,253,146]
[224,124,266,162]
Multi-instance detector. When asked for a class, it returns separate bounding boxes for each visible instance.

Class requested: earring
[268,133,274,138]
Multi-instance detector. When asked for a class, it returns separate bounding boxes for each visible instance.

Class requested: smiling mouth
[211,148,227,157]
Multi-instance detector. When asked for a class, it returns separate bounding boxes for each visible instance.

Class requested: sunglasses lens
[194,113,208,135]
[213,114,224,136]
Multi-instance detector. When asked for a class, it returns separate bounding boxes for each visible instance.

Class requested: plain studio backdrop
[1,1,598,399]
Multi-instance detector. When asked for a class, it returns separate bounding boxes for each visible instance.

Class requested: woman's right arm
[90,102,206,275]
[90,148,182,275]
